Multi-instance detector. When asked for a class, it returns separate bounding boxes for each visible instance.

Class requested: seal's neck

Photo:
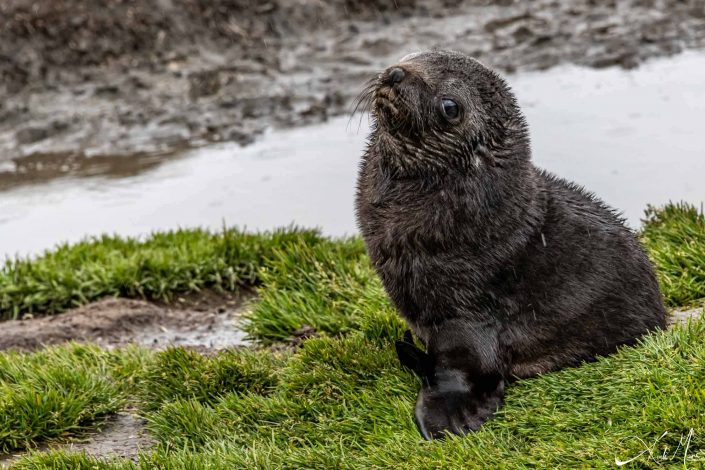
[372,114,531,183]
[367,124,545,262]
[374,130,469,181]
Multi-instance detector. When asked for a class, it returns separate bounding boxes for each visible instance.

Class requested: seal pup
[354,50,666,440]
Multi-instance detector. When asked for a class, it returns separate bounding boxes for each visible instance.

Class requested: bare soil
[2,0,705,189]
[0,411,153,468]
[59,411,153,462]
[669,305,705,326]
[0,290,252,352]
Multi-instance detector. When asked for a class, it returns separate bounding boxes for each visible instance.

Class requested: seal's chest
[373,193,460,249]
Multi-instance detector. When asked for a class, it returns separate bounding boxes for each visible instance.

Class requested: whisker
[347,77,379,133]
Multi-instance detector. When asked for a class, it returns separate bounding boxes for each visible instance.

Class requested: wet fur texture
[354,50,666,440]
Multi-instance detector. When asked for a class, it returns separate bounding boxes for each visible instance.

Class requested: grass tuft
[641,202,705,307]
[0,227,324,320]
[11,449,130,469]
[0,344,148,454]
[138,347,286,413]
[244,237,397,343]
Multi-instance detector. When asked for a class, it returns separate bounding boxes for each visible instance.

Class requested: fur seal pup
[354,50,666,440]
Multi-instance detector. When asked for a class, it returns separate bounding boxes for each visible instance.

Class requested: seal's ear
[395,334,433,379]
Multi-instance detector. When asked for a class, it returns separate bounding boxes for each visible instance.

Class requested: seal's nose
[386,67,406,86]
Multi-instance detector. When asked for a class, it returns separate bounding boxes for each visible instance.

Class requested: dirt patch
[0,411,153,468]
[58,411,153,462]
[0,290,252,352]
[669,306,705,326]
[2,0,705,188]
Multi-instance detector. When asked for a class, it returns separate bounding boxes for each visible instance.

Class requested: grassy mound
[17,320,704,468]
[0,228,323,320]
[1,202,704,467]
[642,202,705,307]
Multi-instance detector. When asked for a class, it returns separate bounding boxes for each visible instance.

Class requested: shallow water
[2,52,704,258]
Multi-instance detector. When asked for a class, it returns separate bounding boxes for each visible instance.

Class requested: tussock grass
[138,347,286,412]
[12,451,127,470]
[245,237,395,342]
[0,228,324,320]
[133,228,705,467]
[642,202,705,307]
[3,202,705,467]
[12,321,705,468]
[0,344,148,454]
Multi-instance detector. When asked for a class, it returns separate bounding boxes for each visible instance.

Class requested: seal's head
[358,50,529,177]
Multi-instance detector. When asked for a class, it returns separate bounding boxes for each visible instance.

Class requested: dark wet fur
[355,50,666,440]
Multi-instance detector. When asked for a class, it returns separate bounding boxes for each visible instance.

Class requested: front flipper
[397,321,507,440]
[415,371,504,440]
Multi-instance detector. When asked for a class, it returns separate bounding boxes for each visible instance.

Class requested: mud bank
[2,0,705,166]
[2,50,705,258]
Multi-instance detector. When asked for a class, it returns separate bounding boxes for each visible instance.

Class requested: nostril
[389,67,405,85]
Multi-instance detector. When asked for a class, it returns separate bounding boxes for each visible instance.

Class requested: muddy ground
[1,0,705,189]
[0,289,252,352]
[0,411,153,467]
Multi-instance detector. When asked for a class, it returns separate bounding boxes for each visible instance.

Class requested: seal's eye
[440,98,461,122]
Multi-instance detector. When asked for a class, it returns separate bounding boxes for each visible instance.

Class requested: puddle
[1,51,704,259]
[0,150,180,192]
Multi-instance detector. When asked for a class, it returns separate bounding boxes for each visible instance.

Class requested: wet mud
[4,48,705,257]
[0,290,252,352]
[56,411,153,463]
[0,411,153,468]
[2,0,705,186]
[669,306,705,326]
[0,150,183,192]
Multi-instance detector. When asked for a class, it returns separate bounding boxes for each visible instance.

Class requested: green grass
[642,202,705,307]
[130,322,705,467]
[138,347,286,413]
[0,344,148,454]
[0,227,324,320]
[2,202,705,468]
[245,236,394,342]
